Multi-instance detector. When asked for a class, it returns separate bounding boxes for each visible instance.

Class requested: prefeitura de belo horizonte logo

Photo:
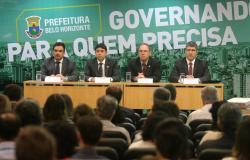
[25,16,43,39]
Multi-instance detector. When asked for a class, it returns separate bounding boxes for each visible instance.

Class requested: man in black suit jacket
[127,43,161,82]
[169,41,211,83]
[84,43,120,82]
[41,42,78,81]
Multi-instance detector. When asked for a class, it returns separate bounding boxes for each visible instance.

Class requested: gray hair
[201,86,218,104]
[96,95,117,120]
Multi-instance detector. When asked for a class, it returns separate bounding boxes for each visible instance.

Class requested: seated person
[127,43,161,82]
[41,42,78,81]
[84,43,120,82]
[169,41,211,83]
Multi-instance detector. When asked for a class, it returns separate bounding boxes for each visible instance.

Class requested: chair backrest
[97,138,128,159]
[196,124,212,132]
[193,131,207,147]
[117,122,136,139]
[102,130,128,142]
[95,146,119,160]
[136,117,147,130]
[198,148,232,160]
[189,119,212,134]
[123,148,156,160]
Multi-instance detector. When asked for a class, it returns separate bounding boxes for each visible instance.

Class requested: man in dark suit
[127,43,161,82]
[169,41,211,83]
[84,43,120,82]
[41,42,78,81]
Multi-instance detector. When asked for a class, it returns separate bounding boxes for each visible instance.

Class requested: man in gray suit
[169,41,211,83]
[84,43,120,82]
[41,42,78,81]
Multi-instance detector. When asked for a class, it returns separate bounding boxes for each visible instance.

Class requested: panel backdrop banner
[0,0,250,100]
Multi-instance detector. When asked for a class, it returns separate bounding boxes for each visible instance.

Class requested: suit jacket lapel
[93,59,98,75]
[104,59,110,77]
[193,59,199,76]
[183,58,189,75]
[61,58,66,75]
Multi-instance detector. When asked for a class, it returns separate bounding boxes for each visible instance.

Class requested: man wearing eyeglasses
[169,41,211,83]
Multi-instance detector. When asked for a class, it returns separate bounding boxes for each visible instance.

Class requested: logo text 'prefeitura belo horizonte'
[25,16,43,39]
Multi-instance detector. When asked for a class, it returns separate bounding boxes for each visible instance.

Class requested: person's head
[95,43,107,62]
[46,121,78,159]
[60,94,73,119]
[138,43,151,62]
[233,118,250,160]
[43,93,66,122]
[201,86,218,105]
[217,102,242,137]
[76,116,102,147]
[142,111,167,141]
[73,103,95,123]
[106,85,123,104]
[153,118,187,160]
[0,113,21,141]
[3,83,22,101]
[209,100,227,130]
[16,126,56,160]
[96,95,117,120]
[153,87,171,105]
[164,84,177,101]
[53,42,65,61]
[152,101,179,118]
[0,94,11,114]
[15,98,42,127]
[185,41,198,61]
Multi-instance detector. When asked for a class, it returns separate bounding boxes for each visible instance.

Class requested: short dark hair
[152,101,179,118]
[95,43,107,51]
[46,121,78,159]
[142,111,167,141]
[73,103,95,123]
[60,94,73,119]
[218,102,242,137]
[0,94,11,114]
[154,118,187,159]
[76,116,102,145]
[186,41,198,50]
[97,95,117,119]
[16,126,56,160]
[164,84,176,101]
[15,99,42,126]
[43,94,66,122]
[209,100,227,130]
[53,42,65,52]
[0,113,21,140]
[3,84,22,101]
[106,85,123,104]
[153,87,171,105]
[234,118,250,160]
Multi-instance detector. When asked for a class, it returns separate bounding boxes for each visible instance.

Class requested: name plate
[45,76,62,82]
[94,77,111,83]
[137,78,153,84]
[183,78,199,84]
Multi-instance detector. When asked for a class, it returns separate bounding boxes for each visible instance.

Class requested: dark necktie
[98,63,103,77]
[142,63,147,75]
[55,61,60,75]
[188,62,193,75]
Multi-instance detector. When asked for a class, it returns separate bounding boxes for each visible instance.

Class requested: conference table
[23,81,224,110]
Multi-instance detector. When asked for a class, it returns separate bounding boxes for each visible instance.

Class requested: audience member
[96,95,131,144]
[153,118,188,160]
[15,126,56,160]
[3,83,22,110]
[106,85,136,124]
[153,87,171,106]
[164,84,177,101]
[72,116,107,159]
[73,103,95,123]
[199,100,227,144]
[0,113,21,160]
[60,93,74,120]
[46,121,78,159]
[15,98,42,127]
[0,94,11,115]
[152,101,179,118]
[186,86,218,125]
[198,103,242,154]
